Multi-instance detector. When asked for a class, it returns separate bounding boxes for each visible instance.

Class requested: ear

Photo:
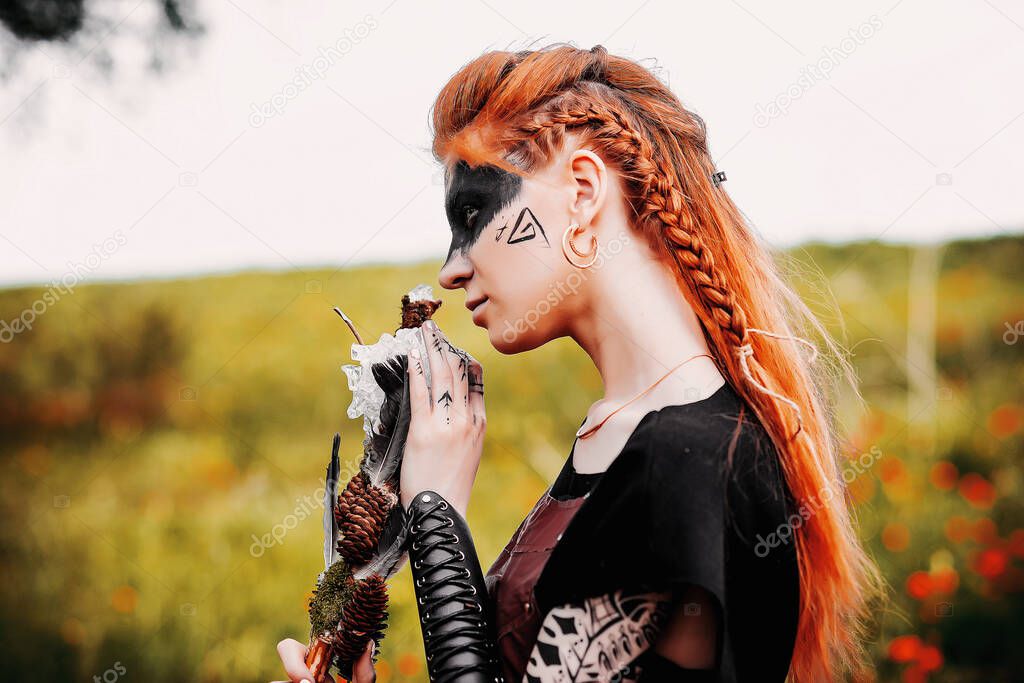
[568,149,607,229]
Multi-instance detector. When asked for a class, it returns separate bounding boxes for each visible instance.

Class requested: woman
[276,44,879,683]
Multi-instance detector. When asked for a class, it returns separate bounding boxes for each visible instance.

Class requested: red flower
[973,548,1009,579]
[882,523,910,552]
[929,461,958,491]
[930,568,959,595]
[959,473,996,509]
[918,645,944,673]
[906,571,932,600]
[987,404,1022,438]
[888,635,922,662]
[944,516,971,543]
[972,517,998,544]
[879,457,906,483]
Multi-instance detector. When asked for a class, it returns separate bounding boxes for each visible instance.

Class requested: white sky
[1,0,1022,288]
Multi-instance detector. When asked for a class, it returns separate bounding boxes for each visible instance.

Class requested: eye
[463,205,479,229]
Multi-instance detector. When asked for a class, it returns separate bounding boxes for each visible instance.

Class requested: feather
[306,288,438,682]
[353,504,410,580]
[322,433,341,570]
[351,354,413,581]
[360,354,411,488]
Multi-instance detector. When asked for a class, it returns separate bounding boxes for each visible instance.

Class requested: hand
[273,638,376,683]
[401,319,486,517]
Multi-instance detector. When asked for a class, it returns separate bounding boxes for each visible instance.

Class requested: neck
[567,234,724,408]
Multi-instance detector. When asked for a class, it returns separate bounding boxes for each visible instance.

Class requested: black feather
[361,354,412,488]
[322,433,341,569]
[351,353,413,580]
[358,503,410,579]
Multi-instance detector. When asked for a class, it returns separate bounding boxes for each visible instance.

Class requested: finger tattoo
[437,389,453,424]
[430,329,445,354]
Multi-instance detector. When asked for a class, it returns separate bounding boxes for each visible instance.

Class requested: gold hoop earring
[561,222,599,268]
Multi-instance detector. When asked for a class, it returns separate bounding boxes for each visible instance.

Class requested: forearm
[405,488,503,682]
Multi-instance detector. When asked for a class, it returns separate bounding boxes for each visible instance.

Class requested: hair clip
[711,170,727,187]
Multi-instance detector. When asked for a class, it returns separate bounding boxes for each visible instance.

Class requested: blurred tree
[0,0,204,79]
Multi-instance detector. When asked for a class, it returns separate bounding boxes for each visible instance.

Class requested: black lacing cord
[408,497,500,680]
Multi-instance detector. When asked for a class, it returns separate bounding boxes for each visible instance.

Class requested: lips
[465,296,488,312]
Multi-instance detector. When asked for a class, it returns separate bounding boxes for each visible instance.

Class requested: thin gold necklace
[575,352,714,439]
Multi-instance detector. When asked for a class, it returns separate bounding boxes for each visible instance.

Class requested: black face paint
[443,160,522,262]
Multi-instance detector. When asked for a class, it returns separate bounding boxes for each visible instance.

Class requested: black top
[533,380,801,682]
[549,439,603,500]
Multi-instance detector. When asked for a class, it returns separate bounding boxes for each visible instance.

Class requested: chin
[487,312,550,355]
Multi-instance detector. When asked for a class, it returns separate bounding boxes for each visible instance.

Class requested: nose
[438,249,473,291]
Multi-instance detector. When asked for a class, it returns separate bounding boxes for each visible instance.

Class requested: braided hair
[430,43,881,683]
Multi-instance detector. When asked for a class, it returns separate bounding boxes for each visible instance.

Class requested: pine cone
[400,292,442,329]
[332,575,389,679]
[336,475,393,565]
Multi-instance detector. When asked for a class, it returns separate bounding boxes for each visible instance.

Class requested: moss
[308,560,354,639]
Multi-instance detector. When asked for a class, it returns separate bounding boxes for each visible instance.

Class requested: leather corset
[483,486,590,683]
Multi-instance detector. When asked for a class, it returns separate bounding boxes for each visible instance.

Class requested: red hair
[430,44,882,682]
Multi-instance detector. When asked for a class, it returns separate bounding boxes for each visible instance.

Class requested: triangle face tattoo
[496,207,550,247]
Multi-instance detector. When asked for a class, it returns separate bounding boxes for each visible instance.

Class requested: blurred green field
[1,235,1022,682]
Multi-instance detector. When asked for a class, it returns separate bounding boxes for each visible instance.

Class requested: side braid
[512,98,751,351]
[432,45,883,681]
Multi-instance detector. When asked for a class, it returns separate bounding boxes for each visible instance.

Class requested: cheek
[476,215,565,322]
[477,209,554,274]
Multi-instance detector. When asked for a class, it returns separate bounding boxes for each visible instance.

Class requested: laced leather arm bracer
[405,489,503,682]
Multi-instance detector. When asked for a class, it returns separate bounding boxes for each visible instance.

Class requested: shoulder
[591,380,787,504]
[535,382,792,608]
[640,381,781,488]
[638,382,794,541]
